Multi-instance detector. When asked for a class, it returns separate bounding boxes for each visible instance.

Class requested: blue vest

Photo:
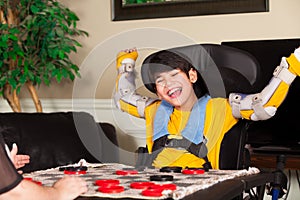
[153,95,211,144]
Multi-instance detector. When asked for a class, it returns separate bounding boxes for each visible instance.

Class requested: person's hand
[10,143,30,172]
[116,47,138,71]
[53,176,88,200]
[118,48,137,57]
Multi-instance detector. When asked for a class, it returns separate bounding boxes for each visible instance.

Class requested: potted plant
[0,0,88,112]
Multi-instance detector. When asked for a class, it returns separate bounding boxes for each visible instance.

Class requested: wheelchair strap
[152,135,212,170]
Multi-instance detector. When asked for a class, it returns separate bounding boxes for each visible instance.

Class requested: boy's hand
[116,48,138,70]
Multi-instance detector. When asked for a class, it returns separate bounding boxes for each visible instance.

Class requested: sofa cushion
[0,112,119,173]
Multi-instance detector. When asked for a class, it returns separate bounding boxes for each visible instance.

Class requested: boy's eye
[155,78,163,84]
[169,69,180,76]
[170,71,179,77]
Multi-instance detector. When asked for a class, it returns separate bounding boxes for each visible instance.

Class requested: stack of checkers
[23,162,260,200]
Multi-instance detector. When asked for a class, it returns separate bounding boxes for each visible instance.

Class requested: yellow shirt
[146,98,237,169]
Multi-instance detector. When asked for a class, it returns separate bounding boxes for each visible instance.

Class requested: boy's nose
[164,78,173,88]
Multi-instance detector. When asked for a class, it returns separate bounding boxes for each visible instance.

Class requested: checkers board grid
[23,160,260,200]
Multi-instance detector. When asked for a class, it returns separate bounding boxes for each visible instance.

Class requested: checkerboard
[23,160,260,199]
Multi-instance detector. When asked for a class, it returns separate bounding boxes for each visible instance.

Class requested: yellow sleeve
[240,54,300,119]
[287,53,300,76]
[119,99,141,118]
[238,82,289,120]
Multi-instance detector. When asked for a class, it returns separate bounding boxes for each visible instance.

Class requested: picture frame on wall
[111,0,269,21]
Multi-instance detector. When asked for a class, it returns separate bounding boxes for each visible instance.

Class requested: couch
[0,111,119,173]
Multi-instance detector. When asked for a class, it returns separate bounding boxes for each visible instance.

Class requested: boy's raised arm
[114,48,157,118]
[229,47,300,121]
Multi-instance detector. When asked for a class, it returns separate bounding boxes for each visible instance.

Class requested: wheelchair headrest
[141,44,261,97]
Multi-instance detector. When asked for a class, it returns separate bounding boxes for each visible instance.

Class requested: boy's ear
[189,69,198,83]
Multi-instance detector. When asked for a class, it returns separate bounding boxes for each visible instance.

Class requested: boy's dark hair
[141,50,208,98]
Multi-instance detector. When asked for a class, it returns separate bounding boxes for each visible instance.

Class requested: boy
[114,46,300,169]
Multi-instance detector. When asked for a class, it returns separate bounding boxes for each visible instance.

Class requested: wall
[20,0,300,99]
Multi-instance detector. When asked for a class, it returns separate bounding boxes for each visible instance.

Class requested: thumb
[10,143,18,156]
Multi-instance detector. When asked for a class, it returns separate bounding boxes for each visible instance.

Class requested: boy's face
[155,68,198,111]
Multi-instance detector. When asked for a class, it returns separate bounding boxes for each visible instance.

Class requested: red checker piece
[33,181,42,186]
[130,181,155,189]
[64,170,86,175]
[141,188,164,197]
[24,177,42,185]
[98,185,124,193]
[116,169,138,175]
[95,179,120,187]
[182,169,205,175]
[150,183,177,190]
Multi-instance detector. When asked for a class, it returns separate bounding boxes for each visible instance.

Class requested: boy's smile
[167,87,182,98]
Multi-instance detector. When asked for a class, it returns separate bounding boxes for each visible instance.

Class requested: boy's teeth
[168,88,176,96]
[168,88,181,96]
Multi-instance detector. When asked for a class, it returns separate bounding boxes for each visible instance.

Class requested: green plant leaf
[58,50,65,59]
[8,78,17,89]
[30,5,39,14]
[56,72,62,83]
[0,0,87,99]
[19,74,27,85]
